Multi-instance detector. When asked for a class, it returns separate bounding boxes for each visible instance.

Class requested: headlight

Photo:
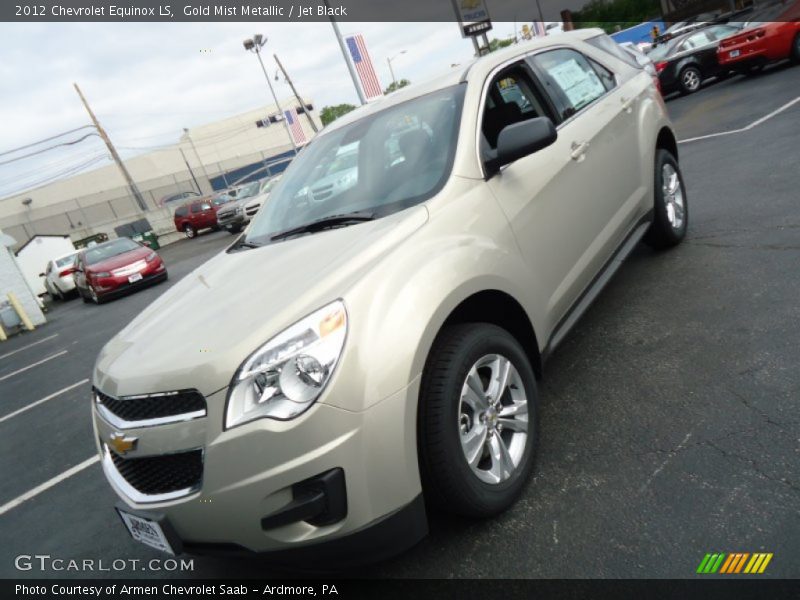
[145,252,157,262]
[94,271,111,278]
[225,300,347,428]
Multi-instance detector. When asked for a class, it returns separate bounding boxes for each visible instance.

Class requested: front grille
[95,389,206,424]
[110,448,203,495]
[245,204,260,216]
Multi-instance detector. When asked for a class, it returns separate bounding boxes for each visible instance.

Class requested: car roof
[322,29,605,135]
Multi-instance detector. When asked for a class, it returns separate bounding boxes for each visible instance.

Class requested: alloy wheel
[662,163,685,230]
[682,69,700,91]
[458,354,529,484]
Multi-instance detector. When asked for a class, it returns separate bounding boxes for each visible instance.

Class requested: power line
[0,125,96,158]
[0,133,100,167]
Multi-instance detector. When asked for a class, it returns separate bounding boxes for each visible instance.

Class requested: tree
[572,0,660,33]
[384,78,411,95]
[488,37,515,53]
[320,103,357,126]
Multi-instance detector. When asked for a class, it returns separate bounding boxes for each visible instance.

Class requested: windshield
[260,177,280,194]
[648,39,679,60]
[237,181,261,199]
[245,84,465,243]
[55,254,77,268]
[84,238,140,265]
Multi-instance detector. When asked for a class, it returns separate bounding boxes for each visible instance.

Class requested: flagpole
[324,0,366,106]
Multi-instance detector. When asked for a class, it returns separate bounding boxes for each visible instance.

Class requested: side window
[531,49,612,120]
[481,65,549,150]
[679,31,712,51]
[190,203,202,214]
[175,207,189,217]
[589,58,616,92]
[200,203,212,211]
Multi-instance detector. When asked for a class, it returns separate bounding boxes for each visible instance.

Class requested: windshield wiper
[270,211,376,242]
[228,238,261,252]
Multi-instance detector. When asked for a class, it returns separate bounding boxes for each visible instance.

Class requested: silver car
[93,30,687,561]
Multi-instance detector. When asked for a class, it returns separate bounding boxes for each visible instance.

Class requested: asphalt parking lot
[1,62,798,579]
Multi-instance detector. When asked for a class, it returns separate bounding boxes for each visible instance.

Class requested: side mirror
[486,117,557,176]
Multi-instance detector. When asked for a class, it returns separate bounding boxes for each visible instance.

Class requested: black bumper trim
[183,494,428,567]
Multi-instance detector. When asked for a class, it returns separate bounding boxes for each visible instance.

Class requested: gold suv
[93,29,687,562]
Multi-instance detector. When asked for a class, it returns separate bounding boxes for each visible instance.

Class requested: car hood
[217,197,251,214]
[88,247,152,272]
[94,206,428,397]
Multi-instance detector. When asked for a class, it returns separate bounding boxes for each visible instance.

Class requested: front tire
[418,323,539,517]
[645,149,688,249]
[183,224,196,239]
[80,287,91,304]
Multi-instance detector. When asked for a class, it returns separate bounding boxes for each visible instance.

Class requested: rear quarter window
[585,34,640,69]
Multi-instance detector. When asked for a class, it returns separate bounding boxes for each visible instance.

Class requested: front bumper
[94,264,167,297]
[216,211,246,229]
[92,378,425,557]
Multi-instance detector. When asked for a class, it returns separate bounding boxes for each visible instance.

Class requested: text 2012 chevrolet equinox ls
[93,30,688,562]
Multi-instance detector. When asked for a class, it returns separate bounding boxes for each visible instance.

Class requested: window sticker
[548,58,606,109]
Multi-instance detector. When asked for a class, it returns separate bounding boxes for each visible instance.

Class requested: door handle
[621,96,635,113]
[570,141,590,161]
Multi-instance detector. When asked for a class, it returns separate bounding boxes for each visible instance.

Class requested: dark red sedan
[74,237,167,304]
[717,0,800,71]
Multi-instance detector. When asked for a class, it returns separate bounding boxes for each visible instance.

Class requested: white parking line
[679,95,800,144]
[0,350,68,382]
[0,334,59,361]
[0,455,99,516]
[0,379,90,424]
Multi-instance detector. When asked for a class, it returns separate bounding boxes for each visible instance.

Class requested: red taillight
[58,267,76,277]
[655,61,668,73]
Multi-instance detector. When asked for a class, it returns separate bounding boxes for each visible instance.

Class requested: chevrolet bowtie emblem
[109,432,138,455]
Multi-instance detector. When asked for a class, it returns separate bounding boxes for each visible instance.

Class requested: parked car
[160,190,201,207]
[650,23,743,94]
[93,29,687,560]
[718,0,800,72]
[41,252,79,301]
[242,176,282,222]
[173,198,219,239]
[74,237,167,304]
[216,178,276,234]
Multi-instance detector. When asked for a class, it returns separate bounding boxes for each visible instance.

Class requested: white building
[0,229,46,330]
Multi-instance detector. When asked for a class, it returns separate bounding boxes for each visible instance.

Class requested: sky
[0,20,520,198]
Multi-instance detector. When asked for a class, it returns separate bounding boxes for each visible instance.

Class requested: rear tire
[418,323,539,518]
[228,225,242,234]
[80,287,91,303]
[679,66,702,94]
[791,33,800,64]
[645,149,688,249]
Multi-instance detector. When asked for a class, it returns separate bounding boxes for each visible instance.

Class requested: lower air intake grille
[110,449,203,496]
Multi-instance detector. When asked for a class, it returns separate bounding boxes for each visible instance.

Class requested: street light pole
[244,35,298,154]
[386,50,406,86]
[324,0,366,106]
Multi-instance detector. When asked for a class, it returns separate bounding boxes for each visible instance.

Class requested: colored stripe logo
[697,553,773,574]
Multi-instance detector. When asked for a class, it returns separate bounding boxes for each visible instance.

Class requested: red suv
[174,198,219,239]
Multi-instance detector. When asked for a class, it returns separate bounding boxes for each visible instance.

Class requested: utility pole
[324,0,366,106]
[182,128,212,192]
[179,147,201,194]
[73,83,147,211]
[273,53,318,133]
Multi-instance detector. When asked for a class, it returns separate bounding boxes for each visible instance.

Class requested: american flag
[345,33,383,100]
[283,107,307,145]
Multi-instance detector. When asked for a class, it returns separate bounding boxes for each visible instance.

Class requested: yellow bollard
[0,321,7,341]
[7,291,35,331]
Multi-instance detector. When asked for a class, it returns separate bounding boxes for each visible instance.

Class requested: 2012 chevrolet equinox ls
[93,30,687,562]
